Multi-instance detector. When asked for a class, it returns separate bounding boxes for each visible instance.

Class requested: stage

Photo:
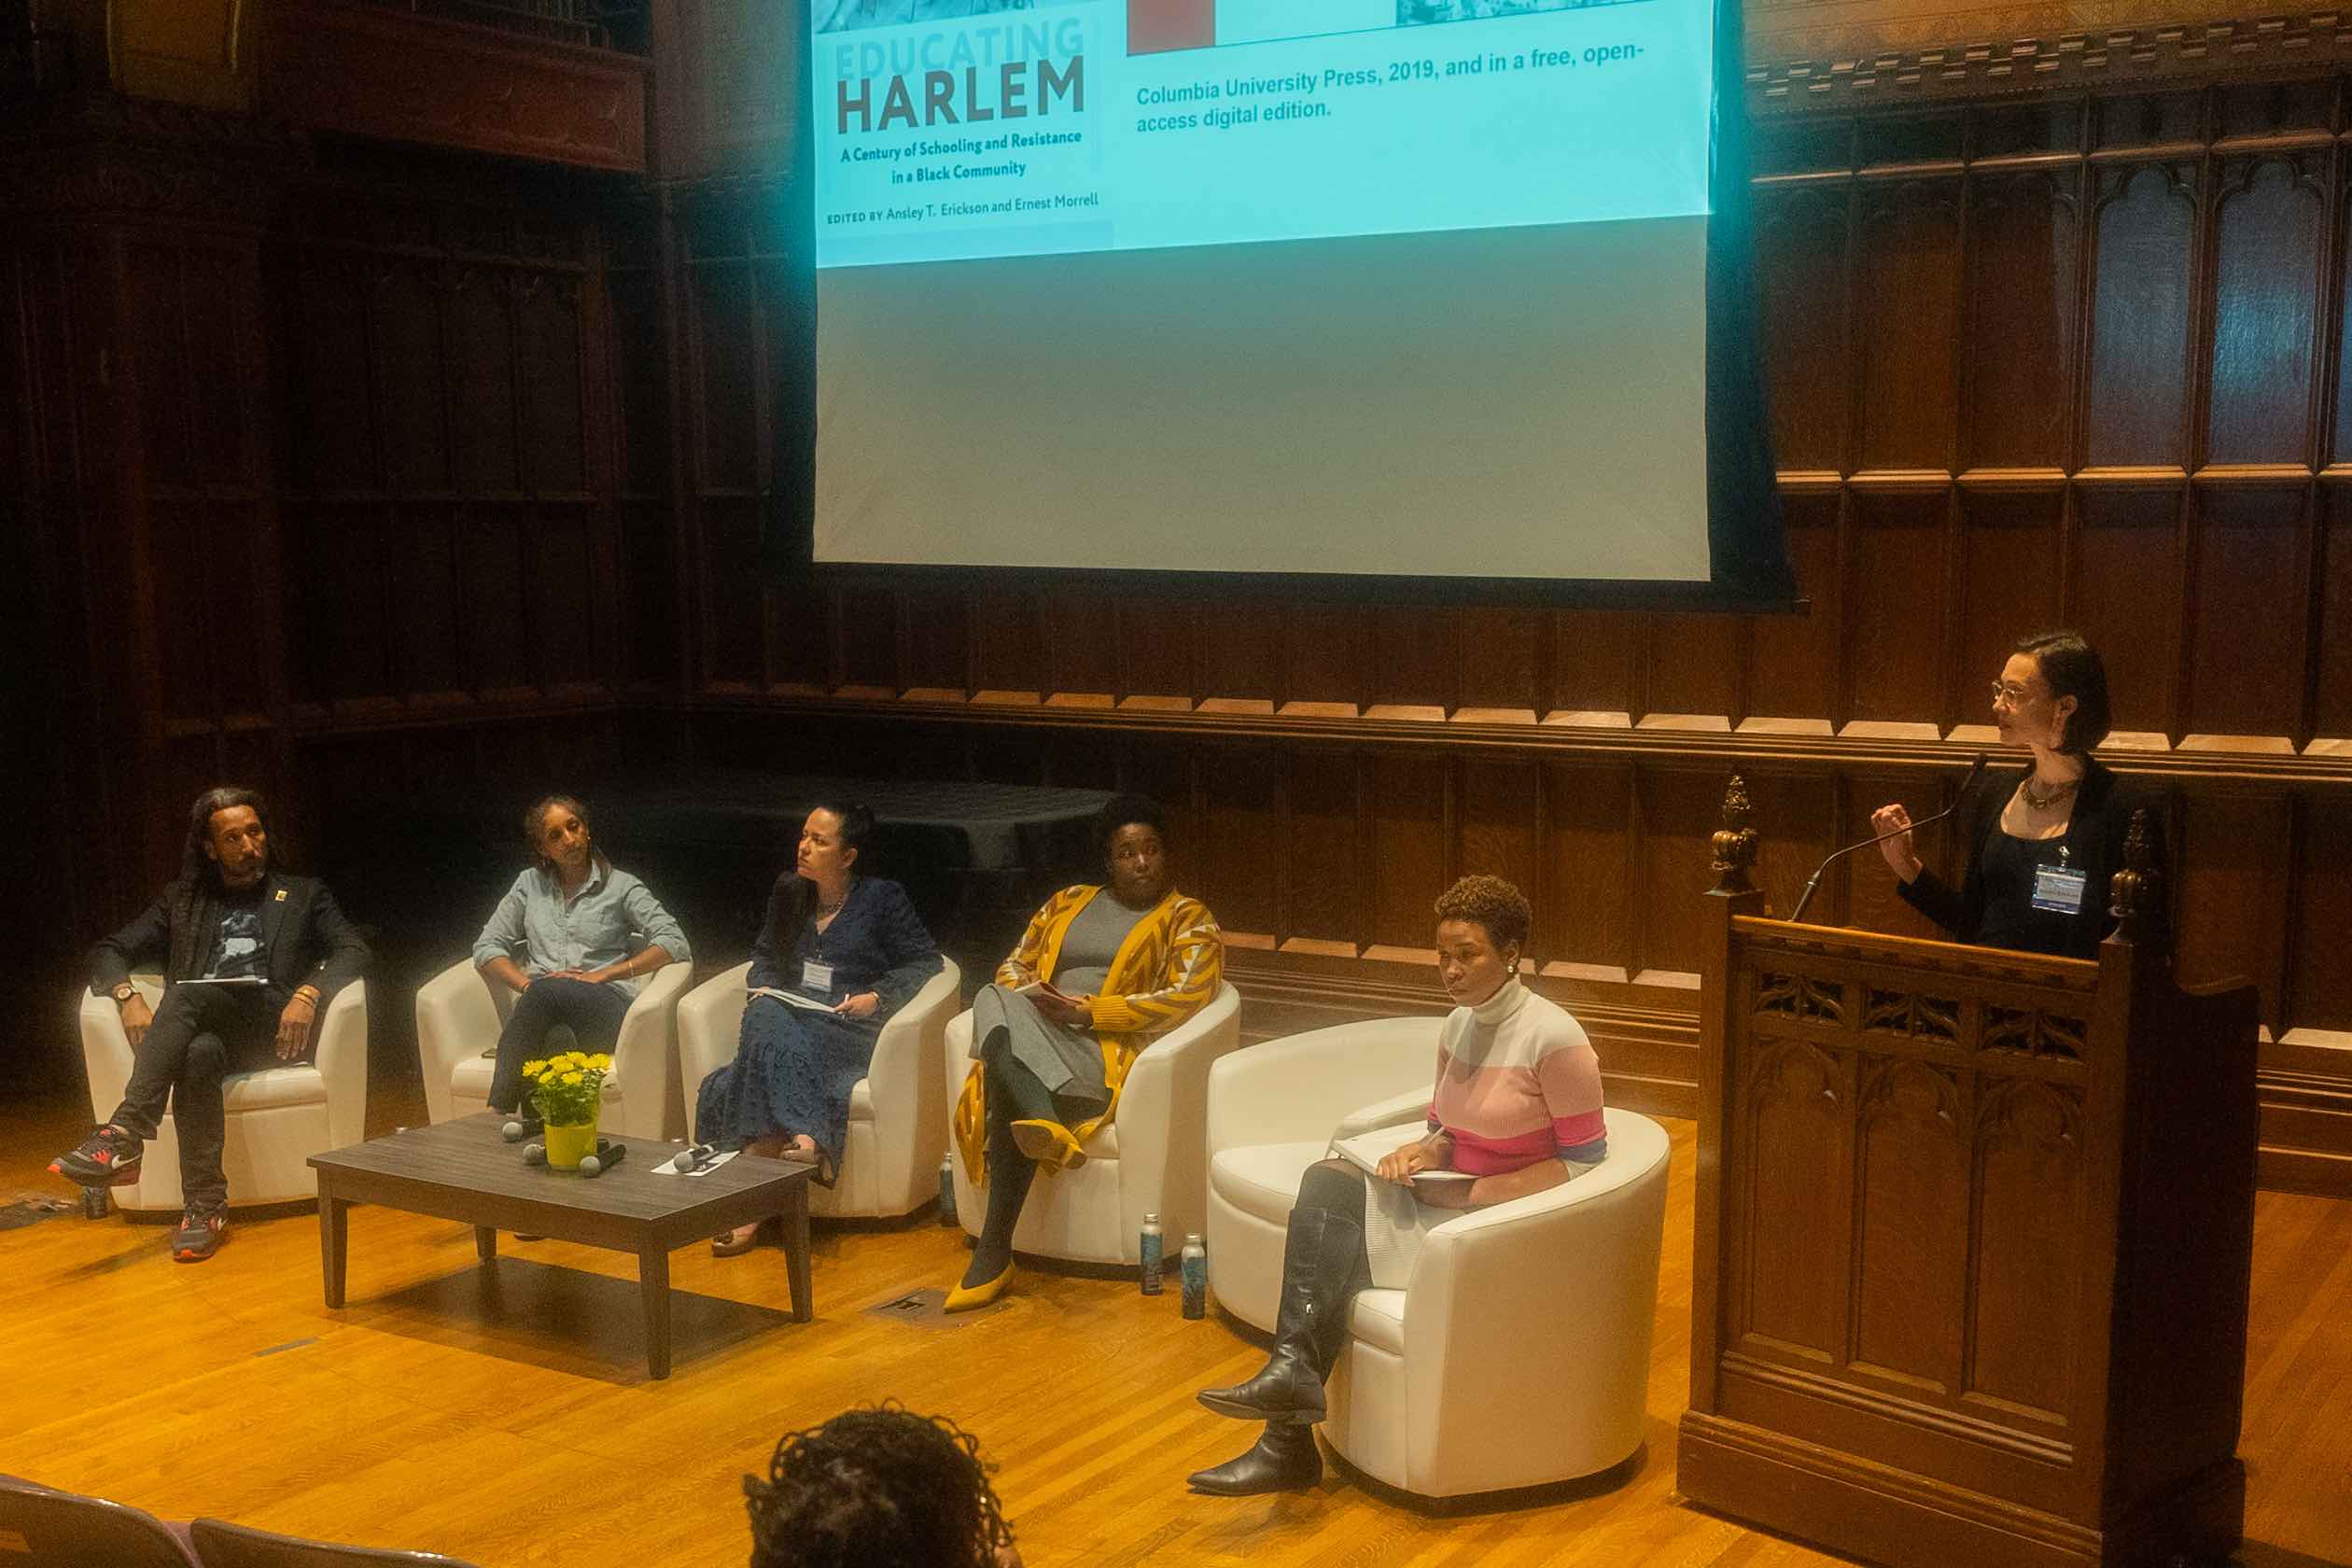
[4,1086,2349,1568]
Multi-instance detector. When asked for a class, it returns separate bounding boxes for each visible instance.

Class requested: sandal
[711,1218,770,1257]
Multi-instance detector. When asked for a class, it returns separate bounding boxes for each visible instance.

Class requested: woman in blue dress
[700,801,943,1255]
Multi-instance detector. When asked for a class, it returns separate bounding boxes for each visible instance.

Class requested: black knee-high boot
[1197,1206,1366,1424]
[1186,1421,1322,1496]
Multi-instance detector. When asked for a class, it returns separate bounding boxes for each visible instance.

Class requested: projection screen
[796,0,1790,608]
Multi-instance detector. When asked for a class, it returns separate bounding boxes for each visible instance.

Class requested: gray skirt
[969,984,1112,1119]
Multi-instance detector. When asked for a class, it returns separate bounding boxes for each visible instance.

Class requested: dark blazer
[89,872,371,1005]
[1897,758,2170,959]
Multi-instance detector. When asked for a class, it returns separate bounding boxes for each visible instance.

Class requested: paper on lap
[1330,1124,1477,1185]
[749,986,835,1014]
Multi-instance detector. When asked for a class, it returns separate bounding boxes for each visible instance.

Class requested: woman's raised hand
[1869,803,1923,882]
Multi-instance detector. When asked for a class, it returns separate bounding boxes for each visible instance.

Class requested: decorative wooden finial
[1712,775,1758,895]
[2107,806,2162,945]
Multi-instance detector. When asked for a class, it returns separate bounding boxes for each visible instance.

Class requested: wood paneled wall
[0,109,656,970]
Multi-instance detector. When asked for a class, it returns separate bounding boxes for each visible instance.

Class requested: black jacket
[90,872,371,1004]
[1897,758,2170,960]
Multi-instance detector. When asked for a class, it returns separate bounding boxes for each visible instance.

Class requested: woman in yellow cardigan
[945,794,1224,1311]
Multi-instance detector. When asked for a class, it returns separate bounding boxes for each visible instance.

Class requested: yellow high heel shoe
[945,1258,1014,1313]
[1009,1118,1088,1170]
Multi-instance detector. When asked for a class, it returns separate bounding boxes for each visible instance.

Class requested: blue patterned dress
[694,875,943,1178]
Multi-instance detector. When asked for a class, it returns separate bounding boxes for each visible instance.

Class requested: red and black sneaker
[171,1207,228,1263]
[49,1124,144,1188]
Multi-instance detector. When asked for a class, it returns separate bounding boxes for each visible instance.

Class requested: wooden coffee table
[309,1114,813,1378]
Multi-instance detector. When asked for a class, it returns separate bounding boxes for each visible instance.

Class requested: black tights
[962,1028,1059,1286]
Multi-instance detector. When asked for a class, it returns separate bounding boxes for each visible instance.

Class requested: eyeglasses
[1990,681,2043,708]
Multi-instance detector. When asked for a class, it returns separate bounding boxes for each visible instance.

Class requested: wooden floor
[5,1085,2352,1568]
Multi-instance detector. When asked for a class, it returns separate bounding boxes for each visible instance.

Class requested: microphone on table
[1786,751,1988,925]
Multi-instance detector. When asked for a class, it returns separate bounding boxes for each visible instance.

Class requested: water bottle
[1180,1232,1207,1320]
[1140,1212,1164,1295]
[938,1155,958,1227]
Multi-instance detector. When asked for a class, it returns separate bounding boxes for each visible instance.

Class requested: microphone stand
[1786,753,1988,925]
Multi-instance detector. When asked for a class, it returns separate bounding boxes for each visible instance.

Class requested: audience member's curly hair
[745,1404,1014,1568]
[1433,874,1533,953]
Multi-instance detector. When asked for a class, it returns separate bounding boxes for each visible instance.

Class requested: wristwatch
[111,982,138,1005]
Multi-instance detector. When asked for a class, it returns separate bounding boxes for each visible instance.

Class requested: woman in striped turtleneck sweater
[1189,874,1605,1497]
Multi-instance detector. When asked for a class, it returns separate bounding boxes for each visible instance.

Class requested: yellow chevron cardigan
[953,884,1224,1180]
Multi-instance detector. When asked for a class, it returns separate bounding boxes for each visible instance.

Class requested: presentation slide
[807,0,1762,594]
[813,0,1713,268]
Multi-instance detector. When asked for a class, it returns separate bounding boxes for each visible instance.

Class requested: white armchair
[76,976,370,1213]
[1204,1018,1672,1500]
[944,981,1243,1266]
[413,958,692,1141]
[1205,1016,1443,1330]
[677,959,962,1219]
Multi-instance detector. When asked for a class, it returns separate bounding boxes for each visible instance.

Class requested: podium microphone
[1787,752,1988,925]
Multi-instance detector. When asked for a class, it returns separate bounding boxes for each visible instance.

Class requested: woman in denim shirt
[472,794,691,1124]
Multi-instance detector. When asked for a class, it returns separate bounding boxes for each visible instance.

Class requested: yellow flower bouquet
[522,1050,613,1127]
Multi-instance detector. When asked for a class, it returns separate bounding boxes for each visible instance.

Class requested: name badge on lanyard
[2030,844,2088,915]
[801,959,835,997]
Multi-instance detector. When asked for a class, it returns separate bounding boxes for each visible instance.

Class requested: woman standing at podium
[1869,631,2167,958]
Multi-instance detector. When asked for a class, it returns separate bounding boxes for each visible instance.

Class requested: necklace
[2019,774,2079,811]
[816,888,848,917]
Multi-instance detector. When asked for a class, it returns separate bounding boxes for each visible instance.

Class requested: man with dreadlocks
[745,1405,1022,1568]
[51,786,369,1260]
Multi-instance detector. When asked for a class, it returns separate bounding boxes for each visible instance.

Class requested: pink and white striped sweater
[1428,978,1607,1175]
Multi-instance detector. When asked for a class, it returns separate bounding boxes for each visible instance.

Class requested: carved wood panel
[1855,1057,1967,1393]
[1965,171,2078,470]
[2071,488,2184,737]
[1543,761,1634,974]
[1369,756,1448,948]
[1746,493,1840,721]
[1549,610,1637,717]
[1967,1078,2084,1421]
[2205,155,2327,468]
[2085,164,2196,469]
[2186,488,2313,740]
[1285,749,1359,947]
[1855,180,1962,471]
[262,0,648,174]
[1846,492,1948,727]
[1738,1038,1852,1360]
[2289,793,2352,1034]
[2175,790,2296,1027]
[1756,185,1851,474]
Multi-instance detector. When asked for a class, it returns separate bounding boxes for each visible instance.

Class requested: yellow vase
[543,1119,598,1170]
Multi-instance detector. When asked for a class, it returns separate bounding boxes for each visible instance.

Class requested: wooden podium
[1677,778,2261,1568]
